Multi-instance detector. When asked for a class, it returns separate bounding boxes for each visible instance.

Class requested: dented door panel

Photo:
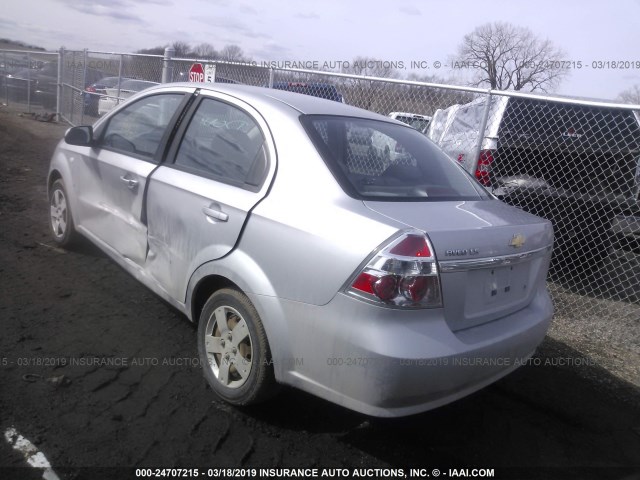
[143,91,277,301]
[83,150,156,264]
[145,167,263,300]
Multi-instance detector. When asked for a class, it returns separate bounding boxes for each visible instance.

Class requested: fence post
[26,52,31,113]
[114,53,123,108]
[3,51,8,106]
[57,47,64,121]
[80,48,88,124]
[268,68,274,88]
[162,47,174,83]
[471,90,493,179]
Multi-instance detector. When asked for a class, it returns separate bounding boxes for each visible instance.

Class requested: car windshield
[301,115,489,201]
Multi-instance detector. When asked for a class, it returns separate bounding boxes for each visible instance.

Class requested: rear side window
[301,115,489,201]
[174,98,268,188]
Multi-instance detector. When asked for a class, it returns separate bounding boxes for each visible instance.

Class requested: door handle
[120,175,138,189]
[202,206,229,222]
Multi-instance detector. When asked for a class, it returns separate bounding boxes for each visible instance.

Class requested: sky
[2,0,640,101]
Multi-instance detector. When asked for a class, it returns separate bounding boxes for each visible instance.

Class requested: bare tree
[137,42,217,59]
[193,43,219,60]
[456,22,568,92]
[617,84,640,104]
[136,45,166,55]
[345,57,399,79]
[342,57,400,111]
[219,45,248,62]
[171,41,192,58]
[396,73,474,115]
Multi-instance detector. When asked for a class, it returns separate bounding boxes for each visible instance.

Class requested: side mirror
[64,126,93,146]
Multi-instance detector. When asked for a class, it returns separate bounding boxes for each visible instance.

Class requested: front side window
[174,98,268,188]
[302,115,489,201]
[100,93,184,159]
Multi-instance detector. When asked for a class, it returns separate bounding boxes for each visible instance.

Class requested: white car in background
[371,112,432,164]
[98,79,158,116]
[389,112,432,133]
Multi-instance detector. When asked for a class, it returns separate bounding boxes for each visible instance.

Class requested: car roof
[144,82,398,122]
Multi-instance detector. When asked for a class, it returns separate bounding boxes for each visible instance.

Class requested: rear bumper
[250,287,553,417]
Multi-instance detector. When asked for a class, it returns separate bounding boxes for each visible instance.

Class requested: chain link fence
[427,92,640,322]
[0,49,59,116]
[2,47,639,322]
[57,49,165,125]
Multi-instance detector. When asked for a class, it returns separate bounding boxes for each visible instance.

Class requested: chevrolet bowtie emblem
[509,234,526,248]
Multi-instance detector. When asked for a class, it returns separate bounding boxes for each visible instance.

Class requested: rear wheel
[198,288,277,405]
[49,179,79,247]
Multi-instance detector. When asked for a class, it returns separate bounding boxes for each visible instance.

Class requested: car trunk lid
[363,199,553,331]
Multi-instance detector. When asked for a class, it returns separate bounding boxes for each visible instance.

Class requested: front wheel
[198,288,278,405]
[49,179,79,247]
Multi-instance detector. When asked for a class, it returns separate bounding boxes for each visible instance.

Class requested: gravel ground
[0,104,639,480]
[548,284,640,389]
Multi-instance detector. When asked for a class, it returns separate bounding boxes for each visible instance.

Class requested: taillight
[389,235,430,257]
[475,149,495,186]
[347,232,442,308]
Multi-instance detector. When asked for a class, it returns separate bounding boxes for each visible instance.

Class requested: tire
[49,179,79,247]
[198,288,277,405]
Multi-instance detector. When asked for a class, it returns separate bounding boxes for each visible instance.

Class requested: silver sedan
[48,83,554,417]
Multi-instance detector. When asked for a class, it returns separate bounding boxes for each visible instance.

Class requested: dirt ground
[1,106,639,480]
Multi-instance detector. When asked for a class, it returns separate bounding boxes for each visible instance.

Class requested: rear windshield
[301,115,489,201]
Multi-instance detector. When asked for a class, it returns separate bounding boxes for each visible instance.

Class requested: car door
[72,91,189,264]
[145,91,276,301]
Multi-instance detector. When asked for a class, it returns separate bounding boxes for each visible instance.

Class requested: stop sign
[188,63,205,82]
